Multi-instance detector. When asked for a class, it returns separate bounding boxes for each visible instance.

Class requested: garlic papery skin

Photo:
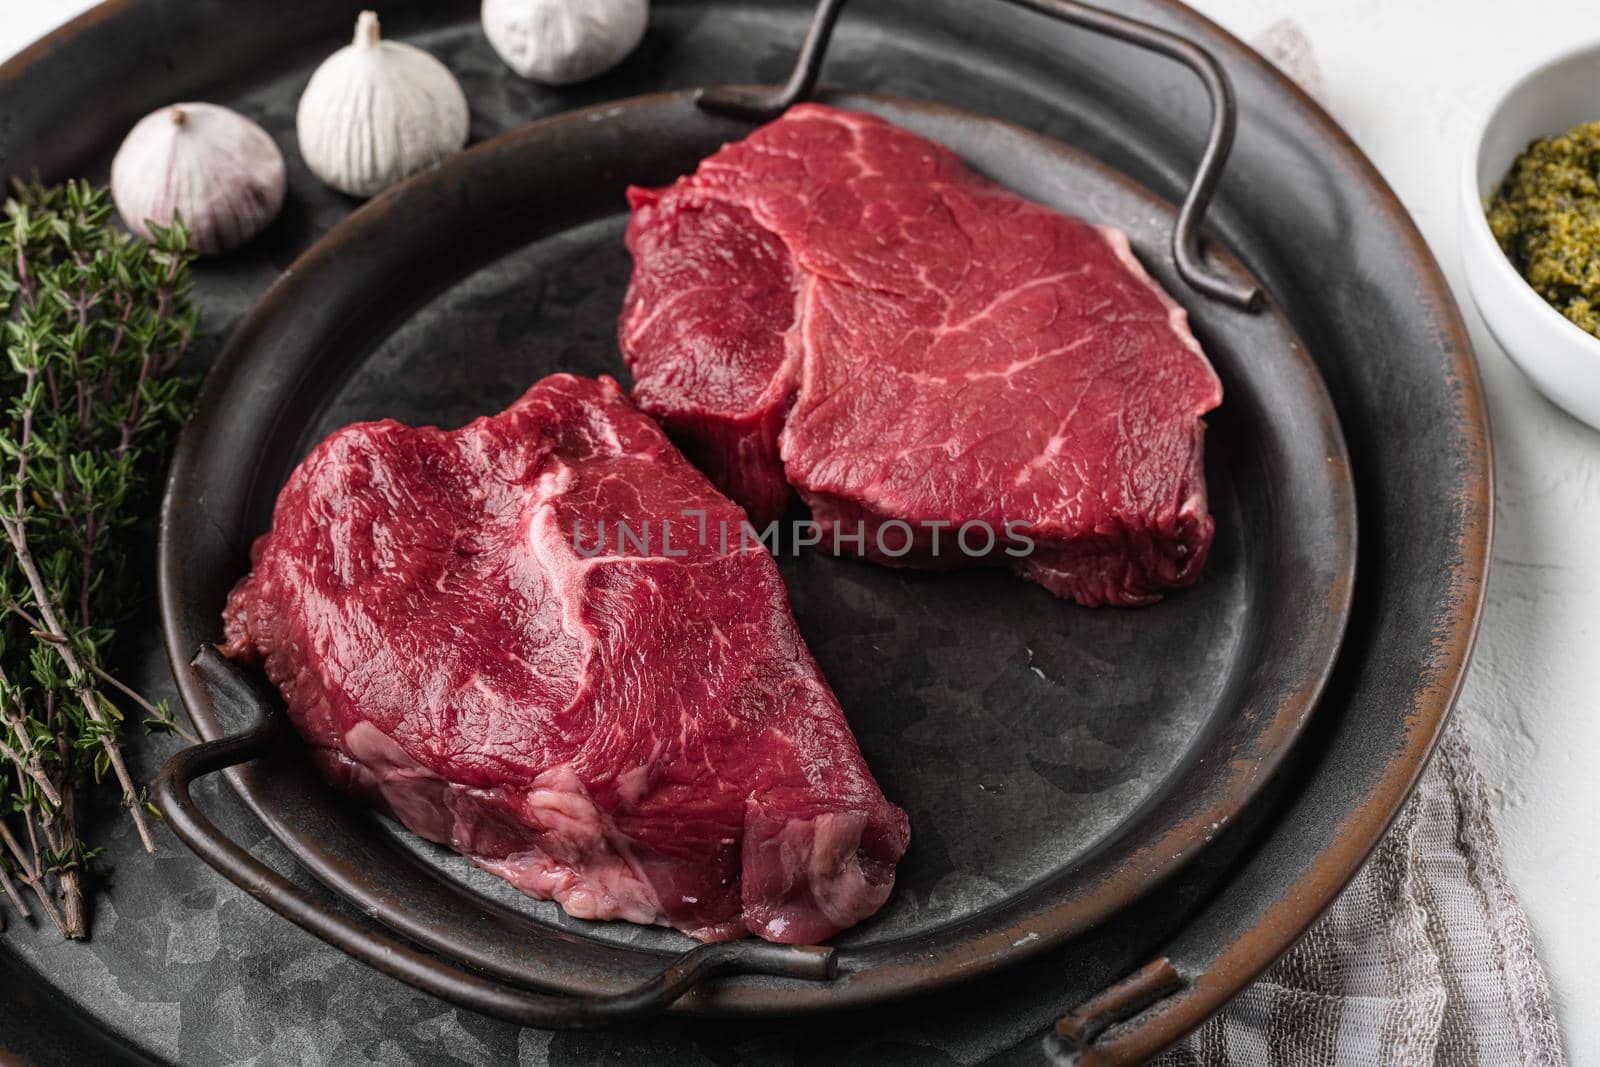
[482,0,648,86]
[111,103,286,256]
[296,11,470,199]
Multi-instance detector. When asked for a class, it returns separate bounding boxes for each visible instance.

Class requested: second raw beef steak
[620,104,1223,606]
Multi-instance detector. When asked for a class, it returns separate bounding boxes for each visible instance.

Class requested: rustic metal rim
[0,0,1493,1058]
[1077,4,1493,1060]
[154,86,1355,1017]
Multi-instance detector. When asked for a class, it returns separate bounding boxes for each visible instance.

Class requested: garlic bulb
[296,11,470,198]
[110,103,286,256]
[482,0,648,86]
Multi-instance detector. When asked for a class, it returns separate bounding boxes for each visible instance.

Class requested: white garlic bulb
[482,0,648,86]
[110,103,286,256]
[296,11,470,198]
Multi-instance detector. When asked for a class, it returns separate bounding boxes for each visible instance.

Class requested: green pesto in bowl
[1487,119,1600,339]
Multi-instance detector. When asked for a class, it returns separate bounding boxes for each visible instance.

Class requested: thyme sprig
[0,179,197,938]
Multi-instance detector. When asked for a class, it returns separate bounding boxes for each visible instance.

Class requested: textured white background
[3,1,1596,1060]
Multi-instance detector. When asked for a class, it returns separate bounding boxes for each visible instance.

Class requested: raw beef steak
[620,104,1223,606]
[222,374,909,944]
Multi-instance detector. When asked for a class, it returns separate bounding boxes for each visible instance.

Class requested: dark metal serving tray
[156,83,1354,1018]
[0,2,1489,1064]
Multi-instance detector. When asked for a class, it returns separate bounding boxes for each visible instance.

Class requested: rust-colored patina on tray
[0,1,1489,1063]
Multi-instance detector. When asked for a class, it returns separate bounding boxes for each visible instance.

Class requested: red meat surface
[222,374,909,943]
[620,104,1223,606]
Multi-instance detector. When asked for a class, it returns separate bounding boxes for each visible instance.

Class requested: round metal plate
[0,1,1488,1062]
[156,88,1354,1014]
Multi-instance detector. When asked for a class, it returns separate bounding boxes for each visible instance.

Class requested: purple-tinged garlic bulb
[111,103,286,255]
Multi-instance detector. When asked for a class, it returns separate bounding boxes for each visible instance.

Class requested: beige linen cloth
[1154,21,1563,1067]
[1153,717,1564,1066]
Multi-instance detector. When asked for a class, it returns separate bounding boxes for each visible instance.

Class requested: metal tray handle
[699,0,1264,311]
[156,2,1246,1033]
[154,648,837,1028]
[1046,957,1187,1063]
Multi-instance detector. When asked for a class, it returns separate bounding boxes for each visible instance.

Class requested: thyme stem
[0,858,29,920]
[0,734,60,807]
[0,816,66,935]
[0,179,198,934]
[0,662,62,808]
[0,512,154,853]
[90,662,198,745]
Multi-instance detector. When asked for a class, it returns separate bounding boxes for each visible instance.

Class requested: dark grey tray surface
[0,1,1488,1064]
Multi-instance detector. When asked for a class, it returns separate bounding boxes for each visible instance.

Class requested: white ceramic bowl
[1461,40,1600,430]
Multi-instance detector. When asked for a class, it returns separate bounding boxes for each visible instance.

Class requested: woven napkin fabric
[1153,716,1564,1066]
[1151,21,1565,1066]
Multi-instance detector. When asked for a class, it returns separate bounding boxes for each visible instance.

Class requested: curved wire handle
[1047,957,1186,1063]
[155,647,836,1028]
[698,0,1263,311]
